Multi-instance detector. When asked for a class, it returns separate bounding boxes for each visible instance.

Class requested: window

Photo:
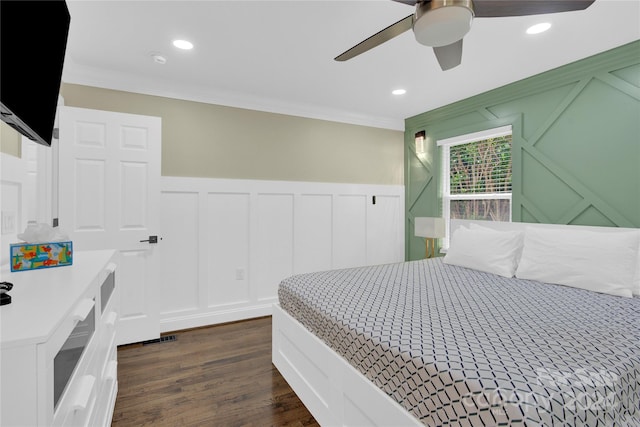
[438,125,512,249]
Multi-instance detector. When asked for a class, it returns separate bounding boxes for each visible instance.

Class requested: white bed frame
[271,220,640,426]
[272,304,422,426]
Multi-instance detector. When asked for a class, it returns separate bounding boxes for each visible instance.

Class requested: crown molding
[62,62,404,131]
[405,40,640,129]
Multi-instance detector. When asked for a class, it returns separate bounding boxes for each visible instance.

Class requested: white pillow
[467,222,525,262]
[515,227,639,298]
[444,226,523,278]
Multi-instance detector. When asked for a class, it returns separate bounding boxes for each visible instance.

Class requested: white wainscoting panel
[256,193,294,302]
[207,192,251,307]
[159,191,200,314]
[159,177,404,332]
[294,194,333,275]
[333,195,368,269]
[367,195,403,266]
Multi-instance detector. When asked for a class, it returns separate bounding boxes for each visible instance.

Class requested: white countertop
[0,250,116,348]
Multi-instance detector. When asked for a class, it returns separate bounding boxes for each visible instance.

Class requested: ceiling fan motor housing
[413,0,475,47]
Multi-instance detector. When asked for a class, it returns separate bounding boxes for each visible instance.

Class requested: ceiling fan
[335,0,596,71]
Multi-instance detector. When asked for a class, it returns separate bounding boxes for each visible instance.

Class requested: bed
[272,220,640,426]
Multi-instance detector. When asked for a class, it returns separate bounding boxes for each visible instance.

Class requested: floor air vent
[142,335,177,345]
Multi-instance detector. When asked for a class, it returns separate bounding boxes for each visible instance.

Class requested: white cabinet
[0,250,118,426]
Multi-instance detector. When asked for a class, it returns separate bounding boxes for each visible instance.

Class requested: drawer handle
[71,375,96,412]
[105,360,118,381]
[105,262,117,274]
[72,299,95,322]
[105,311,118,327]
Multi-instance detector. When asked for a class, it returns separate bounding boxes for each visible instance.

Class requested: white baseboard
[160,300,276,333]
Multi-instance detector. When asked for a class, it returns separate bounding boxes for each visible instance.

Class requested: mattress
[278,258,640,426]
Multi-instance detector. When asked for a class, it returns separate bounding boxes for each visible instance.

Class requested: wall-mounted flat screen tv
[1,0,71,147]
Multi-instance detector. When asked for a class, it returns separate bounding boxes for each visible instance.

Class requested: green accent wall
[405,41,640,261]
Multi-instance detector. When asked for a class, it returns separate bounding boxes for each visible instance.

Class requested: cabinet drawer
[41,292,98,424]
[94,286,119,380]
[90,344,118,427]
[52,345,99,427]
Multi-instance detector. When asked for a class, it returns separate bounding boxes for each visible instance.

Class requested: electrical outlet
[1,211,16,234]
[235,268,245,280]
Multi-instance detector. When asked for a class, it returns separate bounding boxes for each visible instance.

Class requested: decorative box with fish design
[10,241,73,272]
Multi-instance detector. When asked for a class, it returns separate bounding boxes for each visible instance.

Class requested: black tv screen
[0,0,71,147]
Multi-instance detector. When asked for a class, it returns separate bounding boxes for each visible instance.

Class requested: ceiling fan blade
[391,0,419,5]
[433,39,463,71]
[335,14,414,61]
[473,0,596,17]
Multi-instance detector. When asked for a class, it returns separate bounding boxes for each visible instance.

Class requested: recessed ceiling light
[173,39,193,50]
[392,89,406,95]
[526,22,551,35]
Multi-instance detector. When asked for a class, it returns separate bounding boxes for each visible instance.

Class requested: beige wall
[60,84,404,185]
[0,121,21,158]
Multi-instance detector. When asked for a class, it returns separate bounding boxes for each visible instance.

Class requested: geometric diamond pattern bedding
[278,258,640,426]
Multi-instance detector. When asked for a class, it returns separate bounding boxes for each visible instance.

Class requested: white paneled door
[58,106,161,345]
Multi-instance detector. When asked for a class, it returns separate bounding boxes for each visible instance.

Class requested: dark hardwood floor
[111,316,319,427]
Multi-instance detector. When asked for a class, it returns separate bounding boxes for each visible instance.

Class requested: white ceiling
[62,0,640,130]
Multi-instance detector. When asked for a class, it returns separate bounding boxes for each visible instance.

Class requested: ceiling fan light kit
[335,0,596,71]
[413,0,473,47]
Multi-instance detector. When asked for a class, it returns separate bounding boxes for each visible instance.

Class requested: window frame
[438,125,513,250]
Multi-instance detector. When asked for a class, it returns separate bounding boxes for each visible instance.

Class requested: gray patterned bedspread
[278,258,640,426]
